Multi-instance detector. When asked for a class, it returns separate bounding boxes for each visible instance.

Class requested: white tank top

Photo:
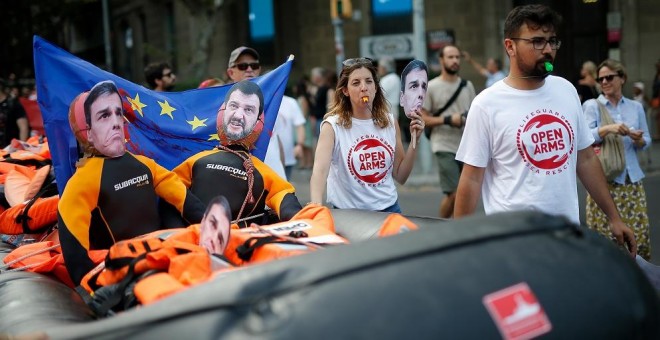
[325,114,397,210]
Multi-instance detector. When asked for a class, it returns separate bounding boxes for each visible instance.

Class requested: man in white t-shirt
[453,4,636,256]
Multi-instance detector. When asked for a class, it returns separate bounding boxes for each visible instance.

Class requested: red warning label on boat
[482,282,552,340]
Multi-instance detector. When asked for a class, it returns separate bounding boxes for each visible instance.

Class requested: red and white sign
[483,282,552,340]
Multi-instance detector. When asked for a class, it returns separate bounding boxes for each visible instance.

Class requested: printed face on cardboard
[399,61,428,119]
[199,203,231,254]
[221,90,261,141]
[87,92,126,158]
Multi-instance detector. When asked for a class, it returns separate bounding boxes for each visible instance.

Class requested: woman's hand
[628,129,646,147]
[608,123,630,136]
[628,129,643,141]
[408,110,425,139]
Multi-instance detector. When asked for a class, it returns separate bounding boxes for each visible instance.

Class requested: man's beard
[443,64,459,75]
[517,54,552,79]
[165,84,176,91]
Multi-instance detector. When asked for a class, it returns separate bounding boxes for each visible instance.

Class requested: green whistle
[544,61,554,72]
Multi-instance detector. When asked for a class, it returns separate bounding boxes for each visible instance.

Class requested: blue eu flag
[33,36,291,194]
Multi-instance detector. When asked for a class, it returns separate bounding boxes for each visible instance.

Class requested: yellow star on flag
[127,93,147,117]
[158,100,176,119]
[208,134,220,141]
[187,116,208,131]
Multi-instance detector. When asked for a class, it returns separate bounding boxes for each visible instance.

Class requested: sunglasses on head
[233,62,261,71]
[342,57,375,67]
[596,74,620,83]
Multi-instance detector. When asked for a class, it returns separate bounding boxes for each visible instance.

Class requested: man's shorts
[435,151,463,194]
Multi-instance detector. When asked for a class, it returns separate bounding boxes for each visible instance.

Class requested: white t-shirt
[455,76,594,224]
[380,73,401,119]
[264,134,286,179]
[324,115,397,210]
[272,96,306,166]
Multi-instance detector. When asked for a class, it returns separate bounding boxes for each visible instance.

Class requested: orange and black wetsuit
[174,145,302,227]
[58,152,205,285]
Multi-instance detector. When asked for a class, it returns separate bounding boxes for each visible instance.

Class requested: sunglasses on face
[342,57,375,67]
[233,62,261,71]
[162,71,174,78]
[596,74,620,83]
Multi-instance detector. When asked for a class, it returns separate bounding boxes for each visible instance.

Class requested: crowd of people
[2,4,659,301]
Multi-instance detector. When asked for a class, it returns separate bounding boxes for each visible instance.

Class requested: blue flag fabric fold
[33,36,291,194]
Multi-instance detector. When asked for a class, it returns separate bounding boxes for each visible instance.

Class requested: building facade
[102,0,659,95]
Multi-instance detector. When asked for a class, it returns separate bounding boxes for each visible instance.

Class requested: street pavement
[288,140,660,264]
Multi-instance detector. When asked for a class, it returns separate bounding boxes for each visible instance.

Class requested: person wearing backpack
[421,45,476,218]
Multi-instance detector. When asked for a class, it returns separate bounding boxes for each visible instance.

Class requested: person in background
[378,56,401,119]
[633,82,648,108]
[453,4,637,256]
[463,52,506,89]
[309,67,335,138]
[144,62,176,92]
[294,77,315,170]
[310,58,424,213]
[583,59,651,260]
[576,60,599,103]
[198,78,225,89]
[652,60,660,139]
[0,79,29,146]
[421,44,476,218]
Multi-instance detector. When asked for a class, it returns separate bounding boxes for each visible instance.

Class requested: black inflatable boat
[1,210,658,339]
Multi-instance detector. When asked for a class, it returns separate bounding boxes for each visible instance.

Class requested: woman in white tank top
[309,58,425,212]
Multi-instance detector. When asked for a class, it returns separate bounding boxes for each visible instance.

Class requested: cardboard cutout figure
[199,196,232,255]
[399,60,429,148]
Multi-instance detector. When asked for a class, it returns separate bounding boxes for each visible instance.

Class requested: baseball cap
[633,82,644,91]
[228,47,259,68]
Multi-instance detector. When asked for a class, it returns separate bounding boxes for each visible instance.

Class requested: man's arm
[462,51,489,78]
[576,147,637,256]
[453,164,485,218]
[16,117,28,141]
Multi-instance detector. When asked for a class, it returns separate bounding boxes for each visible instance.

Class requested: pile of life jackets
[1,156,420,316]
[0,136,71,284]
[76,205,418,316]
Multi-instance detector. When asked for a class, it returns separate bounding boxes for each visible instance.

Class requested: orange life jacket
[377,213,419,237]
[224,204,348,266]
[0,195,59,235]
[78,226,212,315]
[2,235,106,288]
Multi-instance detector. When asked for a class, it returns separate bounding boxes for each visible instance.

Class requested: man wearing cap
[58,80,206,285]
[226,47,306,181]
[172,80,303,228]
